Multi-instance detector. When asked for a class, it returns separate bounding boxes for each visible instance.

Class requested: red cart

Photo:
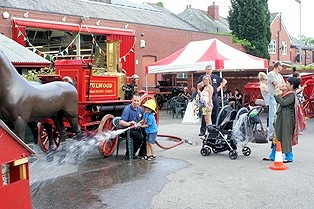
[243,72,314,118]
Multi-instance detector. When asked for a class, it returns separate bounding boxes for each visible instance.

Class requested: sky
[130,0,312,38]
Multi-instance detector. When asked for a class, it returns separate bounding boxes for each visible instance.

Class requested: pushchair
[232,105,265,146]
[200,105,263,160]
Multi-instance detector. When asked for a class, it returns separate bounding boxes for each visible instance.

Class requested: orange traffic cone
[269,141,288,171]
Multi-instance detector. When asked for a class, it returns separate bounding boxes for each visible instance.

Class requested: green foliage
[231,34,254,50]
[287,65,314,71]
[301,35,314,46]
[92,68,104,75]
[23,66,105,81]
[23,67,55,81]
[155,2,164,7]
[228,0,271,60]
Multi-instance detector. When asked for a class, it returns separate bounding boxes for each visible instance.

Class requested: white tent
[146,38,268,74]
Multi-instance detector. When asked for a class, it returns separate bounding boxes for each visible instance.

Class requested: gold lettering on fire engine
[90,83,113,89]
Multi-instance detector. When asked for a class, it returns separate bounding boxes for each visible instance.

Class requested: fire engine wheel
[97,114,118,157]
[301,79,314,118]
[38,123,61,153]
[140,94,159,125]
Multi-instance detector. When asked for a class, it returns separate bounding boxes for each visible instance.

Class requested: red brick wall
[269,14,291,64]
[270,14,313,66]
[0,7,257,94]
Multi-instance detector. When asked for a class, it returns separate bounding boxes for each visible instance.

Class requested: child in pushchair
[200,105,264,160]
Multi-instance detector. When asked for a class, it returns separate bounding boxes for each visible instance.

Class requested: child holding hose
[140,99,158,161]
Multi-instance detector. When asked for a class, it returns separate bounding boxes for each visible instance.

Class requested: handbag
[253,128,268,143]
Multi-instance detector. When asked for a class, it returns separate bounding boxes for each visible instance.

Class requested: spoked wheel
[200,147,211,156]
[228,150,238,160]
[301,79,314,118]
[38,123,60,153]
[97,114,118,157]
[140,94,159,125]
[242,146,251,156]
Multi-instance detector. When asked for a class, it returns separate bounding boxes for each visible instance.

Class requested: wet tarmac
[31,149,188,209]
[30,109,190,209]
[30,109,314,209]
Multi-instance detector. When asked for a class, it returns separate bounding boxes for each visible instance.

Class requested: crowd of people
[117,62,306,164]
[261,61,305,163]
[179,62,305,163]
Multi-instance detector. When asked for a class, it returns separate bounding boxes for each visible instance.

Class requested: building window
[281,41,287,55]
[177,73,187,78]
[268,40,276,54]
[307,51,310,59]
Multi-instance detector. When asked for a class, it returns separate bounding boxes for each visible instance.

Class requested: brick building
[0,0,250,93]
[3,1,309,95]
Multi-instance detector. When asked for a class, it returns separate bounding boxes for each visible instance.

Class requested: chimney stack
[208,1,219,21]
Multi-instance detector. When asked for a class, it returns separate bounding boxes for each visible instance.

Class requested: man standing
[197,65,227,136]
[119,94,146,158]
[267,61,285,141]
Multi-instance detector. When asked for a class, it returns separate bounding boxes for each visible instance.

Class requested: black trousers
[125,128,146,156]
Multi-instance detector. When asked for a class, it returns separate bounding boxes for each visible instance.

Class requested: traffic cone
[269,141,288,171]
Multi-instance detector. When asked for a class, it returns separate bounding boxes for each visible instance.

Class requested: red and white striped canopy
[146,38,268,74]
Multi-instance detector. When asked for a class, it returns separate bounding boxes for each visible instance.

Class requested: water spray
[95,124,138,143]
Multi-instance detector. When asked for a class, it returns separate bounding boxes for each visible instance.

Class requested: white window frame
[281,41,287,55]
[268,40,276,54]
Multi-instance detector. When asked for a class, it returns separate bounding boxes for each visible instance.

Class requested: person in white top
[258,72,269,127]
[267,61,285,141]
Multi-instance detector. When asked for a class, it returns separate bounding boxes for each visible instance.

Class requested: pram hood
[216,105,237,128]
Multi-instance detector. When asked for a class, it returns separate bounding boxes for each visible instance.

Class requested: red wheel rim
[97,114,118,157]
[38,123,60,153]
[302,79,314,118]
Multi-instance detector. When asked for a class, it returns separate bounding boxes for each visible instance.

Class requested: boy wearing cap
[141,99,158,160]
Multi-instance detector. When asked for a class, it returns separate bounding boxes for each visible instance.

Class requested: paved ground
[30,108,314,209]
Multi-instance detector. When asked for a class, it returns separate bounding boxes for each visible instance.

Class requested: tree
[228,0,271,60]
[155,2,164,7]
[302,35,314,47]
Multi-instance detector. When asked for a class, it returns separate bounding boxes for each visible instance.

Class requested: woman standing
[263,77,300,163]
[258,72,269,127]
[200,76,214,134]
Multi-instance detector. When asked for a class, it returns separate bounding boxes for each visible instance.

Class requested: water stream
[29,127,132,184]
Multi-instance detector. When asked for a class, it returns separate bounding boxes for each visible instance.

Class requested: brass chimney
[106,40,120,72]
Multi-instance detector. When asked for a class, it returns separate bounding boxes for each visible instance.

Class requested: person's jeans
[199,116,206,135]
[268,95,277,140]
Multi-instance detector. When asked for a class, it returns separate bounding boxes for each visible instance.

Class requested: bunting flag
[15,23,136,62]
[119,37,136,63]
